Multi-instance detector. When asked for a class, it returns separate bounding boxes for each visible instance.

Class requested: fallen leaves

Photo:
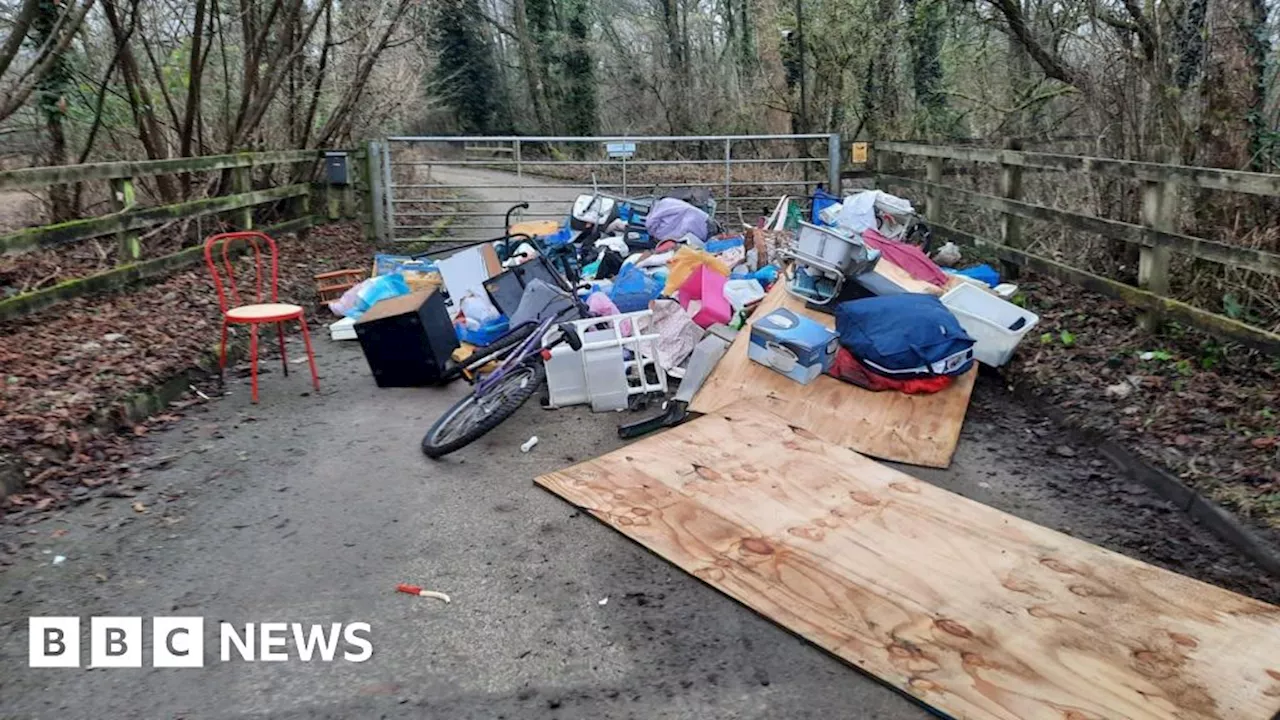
[1007,274,1280,527]
[1,222,374,519]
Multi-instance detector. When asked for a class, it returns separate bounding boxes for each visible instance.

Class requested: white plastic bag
[723,279,765,310]
[460,291,500,325]
[835,192,879,233]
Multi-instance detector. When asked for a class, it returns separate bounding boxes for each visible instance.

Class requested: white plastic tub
[795,222,863,270]
[941,283,1039,367]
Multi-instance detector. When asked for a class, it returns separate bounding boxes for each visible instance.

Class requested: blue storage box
[455,316,510,346]
[747,308,839,385]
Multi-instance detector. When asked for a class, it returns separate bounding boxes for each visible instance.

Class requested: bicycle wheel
[421,362,546,458]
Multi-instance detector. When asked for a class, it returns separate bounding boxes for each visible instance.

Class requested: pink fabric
[862,228,948,286]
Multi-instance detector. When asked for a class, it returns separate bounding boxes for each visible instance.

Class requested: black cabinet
[355,289,459,387]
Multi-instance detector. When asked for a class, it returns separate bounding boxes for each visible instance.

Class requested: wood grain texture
[535,407,1280,720]
[688,279,975,468]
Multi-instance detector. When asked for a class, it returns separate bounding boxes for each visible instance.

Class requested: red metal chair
[204,231,320,403]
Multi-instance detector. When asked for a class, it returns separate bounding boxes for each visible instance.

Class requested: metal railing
[370,134,842,242]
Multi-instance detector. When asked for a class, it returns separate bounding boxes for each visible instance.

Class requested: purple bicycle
[420,312,582,459]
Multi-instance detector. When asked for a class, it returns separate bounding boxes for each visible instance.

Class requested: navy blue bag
[834,294,974,378]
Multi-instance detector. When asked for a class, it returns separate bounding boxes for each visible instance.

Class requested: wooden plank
[535,407,1280,720]
[876,141,1280,198]
[687,280,975,468]
[0,149,319,192]
[0,215,318,322]
[928,221,1280,356]
[879,174,1280,278]
[0,183,310,254]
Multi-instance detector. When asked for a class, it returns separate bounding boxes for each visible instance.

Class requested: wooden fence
[872,141,1280,355]
[0,148,366,322]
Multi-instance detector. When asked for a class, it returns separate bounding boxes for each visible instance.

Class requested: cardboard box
[747,308,839,385]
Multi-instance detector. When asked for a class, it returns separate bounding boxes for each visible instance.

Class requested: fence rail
[874,141,1280,355]
[0,149,321,191]
[875,141,1280,197]
[0,148,351,322]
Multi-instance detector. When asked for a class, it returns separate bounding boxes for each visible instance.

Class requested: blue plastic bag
[730,264,780,287]
[543,225,574,247]
[811,188,840,225]
[610,265,662,313]
[455,315,510,346]
[949,264,1000,287]
[342,273,411,321]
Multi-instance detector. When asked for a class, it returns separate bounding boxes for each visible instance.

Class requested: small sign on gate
[605,142,636,159]
[851,142,869,164]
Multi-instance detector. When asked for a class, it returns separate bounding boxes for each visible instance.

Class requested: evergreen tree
[561,0,597,134]
[433,0,502,133]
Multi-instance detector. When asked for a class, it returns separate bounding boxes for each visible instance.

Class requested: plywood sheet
[536,407,1280,720]
[688,279,975,468]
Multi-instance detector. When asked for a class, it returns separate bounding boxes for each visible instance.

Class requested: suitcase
[355,289,459,387]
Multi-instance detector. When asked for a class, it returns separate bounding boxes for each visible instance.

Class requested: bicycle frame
[474,315,559,397]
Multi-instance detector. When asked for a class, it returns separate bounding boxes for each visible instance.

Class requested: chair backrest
[204,231,280,313]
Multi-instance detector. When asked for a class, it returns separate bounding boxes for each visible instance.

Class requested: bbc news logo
[29,617,372,667]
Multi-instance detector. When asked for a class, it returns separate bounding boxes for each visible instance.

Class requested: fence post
[925,156,943,223]
[326,181,340,220]
[366,140,386,242]
[110,177,140,261]
[1138,146,1175,332]
[871,142,894,190]
[723,138,732,208]
[230,166,253,230]
[381,142,395,241]
[827,133,842,195]
[998,138,1024,278]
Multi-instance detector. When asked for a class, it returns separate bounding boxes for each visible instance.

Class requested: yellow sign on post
[851,142,869,164]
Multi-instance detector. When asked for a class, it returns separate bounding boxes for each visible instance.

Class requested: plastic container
[454,316,509,346]
[542,310,667,411]
[796,222,863,270]
[940,284,1040,367]
[676,265,731,328]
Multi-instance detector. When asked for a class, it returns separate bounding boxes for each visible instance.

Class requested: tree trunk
[512,0,551,132]
[102,0,178,202]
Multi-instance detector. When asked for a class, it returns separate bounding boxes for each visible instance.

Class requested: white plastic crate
[541,310,667,411]
[941,284,1039,367]
[795,221,863,271]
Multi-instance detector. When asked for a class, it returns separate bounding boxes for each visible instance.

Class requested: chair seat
[225,302,304,323]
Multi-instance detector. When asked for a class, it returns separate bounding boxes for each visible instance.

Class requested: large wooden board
[688,279,975,468]
[536,407,1280,720]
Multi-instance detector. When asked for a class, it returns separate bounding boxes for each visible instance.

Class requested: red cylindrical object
[396,583,422,595]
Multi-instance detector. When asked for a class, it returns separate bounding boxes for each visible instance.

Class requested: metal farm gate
[365,134,842,242]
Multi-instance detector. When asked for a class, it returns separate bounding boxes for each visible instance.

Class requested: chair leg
[219,320,229,375]
[298,316,320,392]
[277,321,289,376]
[249,323,260,404]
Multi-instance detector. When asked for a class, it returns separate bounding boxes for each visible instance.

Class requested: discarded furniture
[204,231,320,403]
[314,268,368,303]
[355,289,458,388]
[537,406,1280,720]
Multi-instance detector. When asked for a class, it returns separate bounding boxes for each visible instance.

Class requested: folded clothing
[826,348,954,394]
